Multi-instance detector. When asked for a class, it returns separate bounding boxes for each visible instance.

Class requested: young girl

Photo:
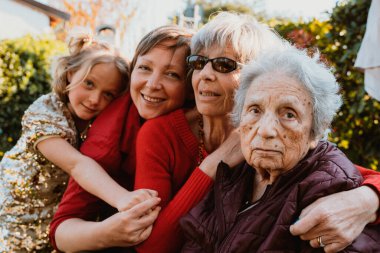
[50,25,194,252]
[0,33,155,252]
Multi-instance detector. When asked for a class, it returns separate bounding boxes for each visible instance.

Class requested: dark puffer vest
[180,141,380,252]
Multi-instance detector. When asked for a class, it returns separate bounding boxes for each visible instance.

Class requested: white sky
[260,0,339,20]
[36,0,340,57]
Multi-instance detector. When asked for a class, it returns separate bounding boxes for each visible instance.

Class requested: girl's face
[67,62,122,121]
[191,44,241,117]
[130,41,188,120]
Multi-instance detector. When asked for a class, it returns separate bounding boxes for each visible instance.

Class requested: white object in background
[355,0,380,101]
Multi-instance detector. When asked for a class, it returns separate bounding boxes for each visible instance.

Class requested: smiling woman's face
[239,72,318,179]
[191,44,240,117]
[130,40,188,120]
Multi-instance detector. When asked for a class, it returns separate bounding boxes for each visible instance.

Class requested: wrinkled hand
[290,186,379,253]
[100,197,161,248]
[218,129,244,168]
[117,189,158,212]
[200,129,244,179]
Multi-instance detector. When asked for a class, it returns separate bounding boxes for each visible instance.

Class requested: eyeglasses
[186,55,243,73]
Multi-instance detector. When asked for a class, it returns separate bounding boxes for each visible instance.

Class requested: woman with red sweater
[51,13,380,253]
[134,12,380,253]
[50,25,195,252]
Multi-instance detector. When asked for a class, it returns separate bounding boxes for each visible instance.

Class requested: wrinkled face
[130,41,188,120]
[67,63,122,121]
[192,44,240,117]
[239,72,318,178]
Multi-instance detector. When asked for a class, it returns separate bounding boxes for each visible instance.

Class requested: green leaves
[274,0,379,170]
[0,35,66,158]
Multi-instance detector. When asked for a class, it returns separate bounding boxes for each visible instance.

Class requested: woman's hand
[200,129,244,179]
[55,197,161,252]
[116,189,158,212]
[100,197,161,248]
[290,186,379,253]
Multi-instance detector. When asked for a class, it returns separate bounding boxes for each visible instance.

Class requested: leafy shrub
[0,35,66,158]
[274,0,379,169]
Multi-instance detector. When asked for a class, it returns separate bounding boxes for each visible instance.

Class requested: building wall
[0,0,51,40]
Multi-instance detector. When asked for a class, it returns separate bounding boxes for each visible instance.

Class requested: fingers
[308,235,347,253]
[137,225,154,242]
[119,189,159,212]
[290,210,322,236]
[323,242,347,253]
[136,206,161,227]
[127,197,161,219]
[134,189,158,201]
[145,189,158,197]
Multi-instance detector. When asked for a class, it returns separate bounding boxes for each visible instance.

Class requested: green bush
[274,0,379,169]
[0,35,66,158]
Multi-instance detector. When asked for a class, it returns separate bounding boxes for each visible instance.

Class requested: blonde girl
[0,33,155,252]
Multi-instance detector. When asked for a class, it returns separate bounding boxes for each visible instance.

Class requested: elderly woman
[134,12,380,253]
[50,12,380,253]
[180,47,380,252]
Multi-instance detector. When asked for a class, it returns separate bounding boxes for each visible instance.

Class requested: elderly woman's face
[239,72,318,178]
[192,44,240,117]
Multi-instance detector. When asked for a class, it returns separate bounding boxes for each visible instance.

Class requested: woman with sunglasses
[134,12,380,253]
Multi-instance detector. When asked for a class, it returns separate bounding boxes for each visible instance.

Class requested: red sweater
[134,109,213,253]
[49,95,380,251]
[134,109,380,253]
[49,93,141,250]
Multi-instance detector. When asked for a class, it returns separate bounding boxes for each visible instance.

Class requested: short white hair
[191,12,287,63]
[232,47,342,139]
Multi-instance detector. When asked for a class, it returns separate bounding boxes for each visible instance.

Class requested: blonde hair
[191,12,287,63]
[52,32,130,103]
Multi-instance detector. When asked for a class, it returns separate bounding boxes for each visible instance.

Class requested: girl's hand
[117,189,158,212]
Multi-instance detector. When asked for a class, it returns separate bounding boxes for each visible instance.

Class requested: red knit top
[49,96,380,251]
[134,109,213,253]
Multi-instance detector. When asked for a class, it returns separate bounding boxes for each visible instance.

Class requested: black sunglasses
[186,55,243,73]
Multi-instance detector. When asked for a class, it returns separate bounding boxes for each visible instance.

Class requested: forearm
[354,186,379,224]
[38,137,127,209]
[135,168,213,253]
[356,165,380,223]
[71,157,128,209]
[55,218,107,252]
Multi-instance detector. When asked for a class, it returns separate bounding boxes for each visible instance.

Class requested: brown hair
[130,25,195,108]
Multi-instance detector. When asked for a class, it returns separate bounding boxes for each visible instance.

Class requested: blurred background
[0,0,379,170]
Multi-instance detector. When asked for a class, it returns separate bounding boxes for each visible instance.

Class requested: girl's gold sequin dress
[0,93,77,252]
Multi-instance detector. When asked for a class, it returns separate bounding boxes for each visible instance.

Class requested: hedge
[0,35,66,158]
[1,0,379,169]
[273,0,379,169]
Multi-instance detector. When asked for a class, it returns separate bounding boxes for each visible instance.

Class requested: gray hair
[232,47,342,139]
[191,12,287,63]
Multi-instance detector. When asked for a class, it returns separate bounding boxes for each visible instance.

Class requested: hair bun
[67,28,96,55]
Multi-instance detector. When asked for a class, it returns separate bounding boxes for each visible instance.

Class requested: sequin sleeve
[22,93,77,152]
[0,93,77,252]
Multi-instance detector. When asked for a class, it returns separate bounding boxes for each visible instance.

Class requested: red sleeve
[49,177,104,250]
[134,120,176,207]
[134,117,213,253]
[50,93,139,249]
[356,165,380,224]
[80,93,137,176]
[135,168,213,253]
